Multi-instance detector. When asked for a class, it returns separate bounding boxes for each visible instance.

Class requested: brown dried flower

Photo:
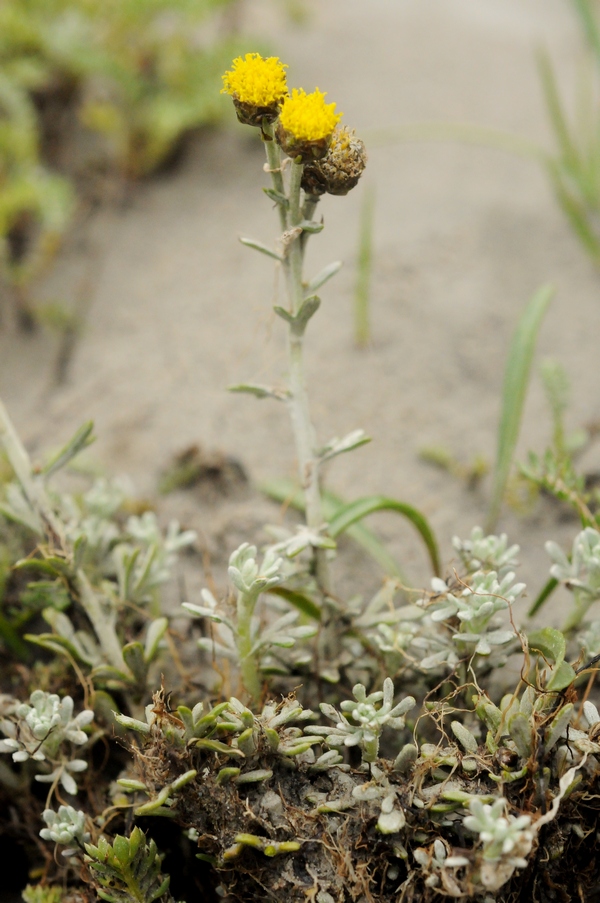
[301,126,367,196]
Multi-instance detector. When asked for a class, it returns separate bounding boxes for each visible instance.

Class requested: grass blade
[260,478,406,580]
[528,577,559,619]
[486,285,553,531]
[328,495,441,577]
[266,586,321,621]
[537,50,580,167]
[547,164,600,262]
[42,421,95,478]
[573,0,600,66]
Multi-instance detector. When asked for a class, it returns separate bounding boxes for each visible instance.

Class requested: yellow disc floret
[221,53,288,108]
[279,88,342,143]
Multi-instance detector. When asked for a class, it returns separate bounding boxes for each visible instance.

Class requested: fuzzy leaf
[122,642,146,684]
[544,703,574,751]
[306,260,342,293]
[546,660,576,692]
[239,236,283,261]
[508,712,533,759]
[299,219,324,234]
[190,738,244,757]
[319,429,371,462]
[528,627,566,665]
[263,187,288,208]
[451,721,478,754]
[144,617,168,662]
[14,556,72,579]
[228,383,290,401]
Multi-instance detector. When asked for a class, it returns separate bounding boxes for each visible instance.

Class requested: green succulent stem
[363,736,379,763]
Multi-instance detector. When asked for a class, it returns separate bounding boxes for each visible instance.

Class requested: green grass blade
[42,421,95,479]
[486,285,553,532]
[260,478,406,580]
[547,163,600,261]
[328,495,441,577]
[266,586,321,621]
[528,577,559,619]
[537,50,580,167]
[573,0,600,65]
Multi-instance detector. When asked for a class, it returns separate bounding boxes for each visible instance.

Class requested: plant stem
[562,588,592,634]
[262,135,331,595]
[263,127,288,232]
[236,588,261,701]
[284,162,331,594]
[76,569,128,674]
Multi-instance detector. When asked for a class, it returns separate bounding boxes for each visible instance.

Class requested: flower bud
[301,127,367,196]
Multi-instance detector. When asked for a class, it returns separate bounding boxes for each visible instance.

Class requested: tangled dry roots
[129,697,600,903]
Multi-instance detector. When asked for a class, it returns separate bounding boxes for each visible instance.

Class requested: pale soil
[1,0,599,623]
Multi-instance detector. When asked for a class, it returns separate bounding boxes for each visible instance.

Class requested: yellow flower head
[221,53,288,108]
[278,88,342,143]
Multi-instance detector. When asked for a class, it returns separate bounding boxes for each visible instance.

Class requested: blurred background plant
[0,0,258,328]
[539,0,600,265]
[0,70,74,329]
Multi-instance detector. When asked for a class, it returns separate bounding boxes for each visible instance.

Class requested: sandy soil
[1,0,599,622]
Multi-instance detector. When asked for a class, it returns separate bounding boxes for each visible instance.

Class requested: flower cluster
[276,88,342,161]
[222,53,365,193]
[221,53,288,125]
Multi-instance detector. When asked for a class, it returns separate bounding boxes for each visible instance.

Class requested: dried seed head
[301,127,367,196]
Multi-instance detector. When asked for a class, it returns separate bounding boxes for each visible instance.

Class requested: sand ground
[1,0,598,621]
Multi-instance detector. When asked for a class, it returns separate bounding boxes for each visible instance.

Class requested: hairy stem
[263,126,288,232]
[284,162,331,594]
[236,588,262,701]
[562,588,593,633]
[263,137,331,596]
